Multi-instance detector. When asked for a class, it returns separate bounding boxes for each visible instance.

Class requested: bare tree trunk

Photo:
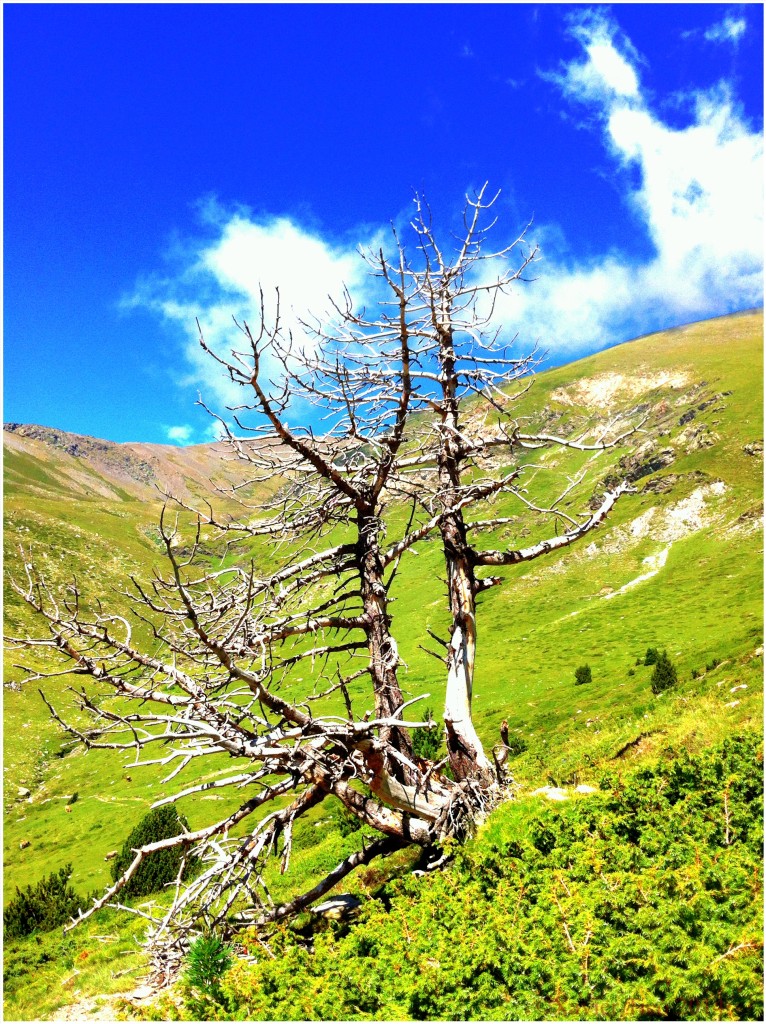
[440,510,492,782]
[436,313,493,783]
[357,508,414,782]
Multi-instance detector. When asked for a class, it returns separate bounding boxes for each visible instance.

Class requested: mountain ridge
[3,421,277,504]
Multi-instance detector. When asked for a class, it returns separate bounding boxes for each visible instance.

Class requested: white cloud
[551,10,640,101]
[130,211,381,417]
[504,13,763,357]
[166,425,193,444]
[134,11,761,405]
[704,15,747,44]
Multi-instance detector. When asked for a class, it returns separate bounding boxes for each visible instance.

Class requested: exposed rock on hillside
[641,470,708,494]
[678,421,719,452]
[5,423,158,486]
[550,369,690,408]
[3,422,282,505]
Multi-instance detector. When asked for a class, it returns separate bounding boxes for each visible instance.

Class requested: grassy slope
[3,310,762,1019]
[387,310,762,781]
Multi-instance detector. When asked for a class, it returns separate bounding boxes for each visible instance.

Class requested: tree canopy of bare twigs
[7,185,641,982]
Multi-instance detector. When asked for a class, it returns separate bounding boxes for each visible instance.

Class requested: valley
[3,308,763,1021]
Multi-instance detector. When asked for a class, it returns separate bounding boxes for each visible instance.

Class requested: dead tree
[354,186,641,779]
[6,186,639,981]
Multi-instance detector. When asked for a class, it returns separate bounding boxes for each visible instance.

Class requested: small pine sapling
[644,647,659,666]
[505,735,528,758]
[185,933,233,1006]
[412,707,444,762]
[574,665,592,686]
[327,795,364,837]
[651,650,678,694]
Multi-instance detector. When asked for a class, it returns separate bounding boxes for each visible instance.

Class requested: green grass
[3,901,153,1020]
[3,309,762,1020]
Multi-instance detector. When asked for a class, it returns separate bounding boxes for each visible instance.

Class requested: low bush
[326,796,363,837]
[505,735,529,758]
[644,646,659,666]
[412,707,444,762]
[3,864,87,939]
[207,733,763,1022]
[651,649,678,694]
[111,805,197,899]
[574,664,592,686]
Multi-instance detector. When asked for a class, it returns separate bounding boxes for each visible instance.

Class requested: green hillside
[3,309,762,1020]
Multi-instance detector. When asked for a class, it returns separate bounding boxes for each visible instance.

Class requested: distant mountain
[3,421,279,504]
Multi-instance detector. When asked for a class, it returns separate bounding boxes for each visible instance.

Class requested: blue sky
[4,3,763,444]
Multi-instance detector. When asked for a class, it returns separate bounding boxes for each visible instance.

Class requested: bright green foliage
[184,934,233,1012]
[651,650,678,695]
[412,708,444,762]
[3,864,86,939]
[192,734,763,1022]
[574,664,592,686]
[644,647,659,666]
[111,806,196,899]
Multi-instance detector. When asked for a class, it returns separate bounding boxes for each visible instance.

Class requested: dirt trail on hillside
[47,994,138,1021]
[603,546,671,600]
[45,984,166,1022]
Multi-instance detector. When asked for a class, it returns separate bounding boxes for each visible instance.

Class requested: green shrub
[574,664,592,686]
[505,735,529,758]
[706,656,722,672]
[412,707,444,762]
[644,646,659,665]
[3,864,86,939]
[214,733,763,1023]
[111,805,196,899]
[184,933,233,1008]
[326,796,363,837]
[651,649,678,694]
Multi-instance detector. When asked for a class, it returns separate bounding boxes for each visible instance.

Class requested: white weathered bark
[444,620,492,775]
